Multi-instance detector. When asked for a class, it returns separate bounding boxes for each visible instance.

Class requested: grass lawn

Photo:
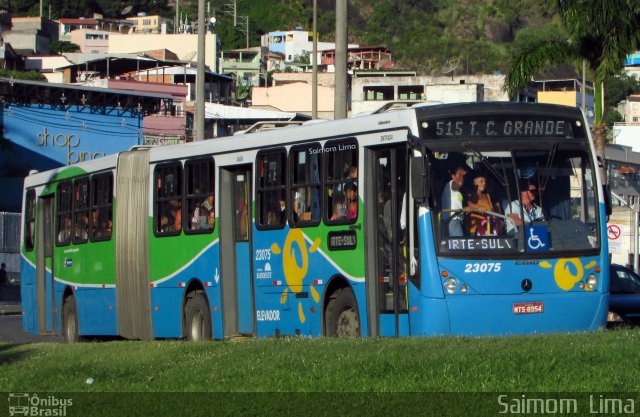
[2,329,639,416]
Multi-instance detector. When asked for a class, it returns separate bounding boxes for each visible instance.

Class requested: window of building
[324,139,358,223]
[363,85,394,101]
[184,158,215,234]
[290,144,321,226]
[90,174,113,241]
[72,178,90,244]
[154,163,183,236]
[56,181,73,246]
[24,189,36,251]
[256,148,287,229]
[398,85,424,100]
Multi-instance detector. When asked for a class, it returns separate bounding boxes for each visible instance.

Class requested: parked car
[609,264,640,324]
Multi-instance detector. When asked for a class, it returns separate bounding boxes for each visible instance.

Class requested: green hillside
[8,0,561,74]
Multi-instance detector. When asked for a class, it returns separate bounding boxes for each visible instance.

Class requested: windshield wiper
[462,142,508,187]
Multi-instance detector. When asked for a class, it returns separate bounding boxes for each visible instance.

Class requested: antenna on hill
[121,5,133,15]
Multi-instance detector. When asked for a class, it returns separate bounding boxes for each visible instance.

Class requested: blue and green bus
[20,102,610,341]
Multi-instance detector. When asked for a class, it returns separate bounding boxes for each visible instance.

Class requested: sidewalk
[0,284,21,315]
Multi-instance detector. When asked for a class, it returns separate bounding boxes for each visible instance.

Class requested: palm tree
[505,0,640,160]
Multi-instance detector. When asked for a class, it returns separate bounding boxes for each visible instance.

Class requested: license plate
[513,302,544,315]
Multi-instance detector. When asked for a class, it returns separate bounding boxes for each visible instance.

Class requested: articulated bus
[20,102,609,341]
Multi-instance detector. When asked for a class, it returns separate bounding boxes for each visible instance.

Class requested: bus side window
[90,174,113,241]
[154,163,183,236]
[24,189,36,251]
[290,144,322,226]
[184,158,215,234]
[56,181,73,246]
[72,178,90,244]
[324,138,358,224]
[256,148,286,229]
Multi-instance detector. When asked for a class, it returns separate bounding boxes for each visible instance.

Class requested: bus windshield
[430,143,599,256]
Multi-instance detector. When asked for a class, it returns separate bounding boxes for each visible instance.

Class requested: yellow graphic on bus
[271,229,321,323]
[540,258,596,290]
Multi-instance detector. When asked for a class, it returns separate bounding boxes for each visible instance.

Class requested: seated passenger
[464,174,502,236]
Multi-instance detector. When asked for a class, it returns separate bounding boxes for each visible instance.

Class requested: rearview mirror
[411,156,429,203]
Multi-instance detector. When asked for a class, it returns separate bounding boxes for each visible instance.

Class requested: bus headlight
[586,274,598,290]
[443,278,457,294]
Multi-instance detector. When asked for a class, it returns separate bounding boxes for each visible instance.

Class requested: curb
[0,304,21,316]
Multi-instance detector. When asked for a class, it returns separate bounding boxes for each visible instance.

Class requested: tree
[504,0,640,161]
[49,40,80,54]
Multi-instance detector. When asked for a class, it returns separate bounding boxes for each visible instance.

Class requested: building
[251,72,336,119]
[351,73,510,115]
[321,46,394,71]
[220,46,266,87]
[126,13,172,34]
[4,17,58,55]
[70,28,110,54]
[0,78,171,212]
[261,28,342,64]
[534,78,595,125]
[109,33,219,73]
[57,18,98,42]
[624,52,640,79]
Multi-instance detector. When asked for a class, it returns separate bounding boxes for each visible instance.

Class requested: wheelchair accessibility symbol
[526,226,548,251]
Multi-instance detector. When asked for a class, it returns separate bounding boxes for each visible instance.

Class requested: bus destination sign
[442,237,515,252]
[423,117,580,139]
[328,230,357,251]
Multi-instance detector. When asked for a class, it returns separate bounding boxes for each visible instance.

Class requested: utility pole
[224,0,237,26]
[238,16,249,48]
[196,0,206,141]
[175,0,179,33]
[334,0,348,119]
[312,0,318,119]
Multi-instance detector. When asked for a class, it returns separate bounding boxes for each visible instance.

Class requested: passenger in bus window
[348,166,358,181]
[193,195,214,230]
[464,173,502,236]
[104,219,112,237]
[279,198,287,224]
[266,210,279,225]
[505,181,543,234]
[58,217,72,242]
[161,200,182,233]
[76,214,89,240]
[441,165,468,237]
[207,210,215,228]
[344,181,358,220]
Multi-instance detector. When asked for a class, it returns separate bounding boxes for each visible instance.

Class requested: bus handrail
[440,208,518,232]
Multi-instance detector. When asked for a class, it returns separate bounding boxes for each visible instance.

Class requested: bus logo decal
[271,229,321,323]
[539,259,596,291]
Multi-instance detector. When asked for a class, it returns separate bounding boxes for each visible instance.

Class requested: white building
[260,28,353,64]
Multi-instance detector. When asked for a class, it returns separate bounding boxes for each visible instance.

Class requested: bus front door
[220,166,255,336]
[36,195,56,334]
[371,147,409,337]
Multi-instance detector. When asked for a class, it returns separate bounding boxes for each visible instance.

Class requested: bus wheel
[185,293,212,341]
[326,287,360,337]
[62,295,81,343]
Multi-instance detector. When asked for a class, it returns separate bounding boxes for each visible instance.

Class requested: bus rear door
[36,195,56,334]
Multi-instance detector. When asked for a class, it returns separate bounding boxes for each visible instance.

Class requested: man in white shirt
[505,183,543,233]
[441,165,468,237]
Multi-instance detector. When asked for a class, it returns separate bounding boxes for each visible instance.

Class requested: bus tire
[62,295,81,343]
[325,287,360,337]
[184,293,212,341]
